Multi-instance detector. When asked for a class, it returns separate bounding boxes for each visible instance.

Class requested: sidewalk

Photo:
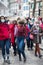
[40,39,43,50]
[0,46,43,65]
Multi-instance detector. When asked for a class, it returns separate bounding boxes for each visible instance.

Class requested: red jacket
[17,25,30,37]
[25,25,30,37]
[40,23,43,30]
[9,24,15,45]
[17,25,26,37]
[0,23,9,40]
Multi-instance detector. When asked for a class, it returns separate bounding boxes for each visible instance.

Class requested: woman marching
[16,19,26,62]
[0,16,10,64]
[31,19,42,58]
[9,20,17,56]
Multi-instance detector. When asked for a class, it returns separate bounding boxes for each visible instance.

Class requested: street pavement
[0,46,43,65]
[40,39,43,50]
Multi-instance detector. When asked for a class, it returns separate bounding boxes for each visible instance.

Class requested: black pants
[27,39,33,49]
[27,39,30,49]
[30,39,33,49]
[13,43,17,55]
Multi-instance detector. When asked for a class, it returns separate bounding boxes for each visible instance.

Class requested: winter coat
[31,25,42,44]
[0,22,9,40]
[17,25,26,37]
[9,24,15,46]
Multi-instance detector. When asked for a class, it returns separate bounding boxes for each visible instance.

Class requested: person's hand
[40,33,42,36]
[24,39,27,43]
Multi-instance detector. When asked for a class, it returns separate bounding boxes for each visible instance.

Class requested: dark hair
[0,16,5,23]
[1,16,4,17]
[4,17,7,19]
[19,22,24,24]
[19,20,24,25]
[17,17,21,21]
[0,16,5,19]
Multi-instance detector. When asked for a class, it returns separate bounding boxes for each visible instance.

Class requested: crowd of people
[0,16,43,64]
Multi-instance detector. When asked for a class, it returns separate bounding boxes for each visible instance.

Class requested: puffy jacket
[0,22,9,40]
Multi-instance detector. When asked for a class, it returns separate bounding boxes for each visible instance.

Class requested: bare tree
[33,0,36,17]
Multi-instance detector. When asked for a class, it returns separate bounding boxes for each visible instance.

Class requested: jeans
[17,37,26,60]
[0,39,10,59]
[0,42,1,48]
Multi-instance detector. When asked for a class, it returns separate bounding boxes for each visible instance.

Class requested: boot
[39,54,42,58]
[35,53,37,57]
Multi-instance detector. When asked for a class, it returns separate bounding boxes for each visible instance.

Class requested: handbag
[29,34,34,39]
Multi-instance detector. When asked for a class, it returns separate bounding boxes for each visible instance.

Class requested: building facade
[0,0,43,18]
[41,0,43,18]
[29,0,42,18]
[9,0,43,18]
[0,0,9,16]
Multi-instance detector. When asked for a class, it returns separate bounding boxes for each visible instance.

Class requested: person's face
[14,21,16,24]
[36,22,39,26]
[1,17,4,19]
[5,17,7,20]
[29,22,33,25]
[1,17,5,23]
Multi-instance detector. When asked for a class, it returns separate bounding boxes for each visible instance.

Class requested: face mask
[36,24,39,30]
[30,22,33,25]
[36,24,39,26]
[1,19,5,23]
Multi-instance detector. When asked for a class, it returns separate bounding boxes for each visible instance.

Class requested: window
[36,2,42,9]
[24,6,25,10]
[10,3,18,10]
[31,3,34,9]
[39,2,42,8]
[23,6,29,10]
[1,0,3,1]
[23,0,28,3]
[26,6,29,10]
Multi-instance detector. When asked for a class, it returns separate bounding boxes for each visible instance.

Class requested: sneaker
[31,48,33,51]
[14,53,17,56]
[6,59,11,64]
[4,59,7,63]
[19,58,22,61]
[24,59,26,63]
[24,58,26,63]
